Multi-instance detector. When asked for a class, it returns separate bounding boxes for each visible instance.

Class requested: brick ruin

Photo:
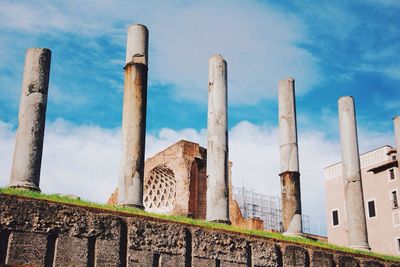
[5,21,400,260]
[108,140,264,230]
[1,194,398,266]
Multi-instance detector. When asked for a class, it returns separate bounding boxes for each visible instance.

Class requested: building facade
[325,145,400,255]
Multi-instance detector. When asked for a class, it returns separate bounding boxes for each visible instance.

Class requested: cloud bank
[0,118,394,235]
[0,0,319,105]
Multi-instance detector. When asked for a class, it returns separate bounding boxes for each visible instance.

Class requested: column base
[206,219,231,225]
[9,184,41,192]
[283,231,303,237]
[282,213,303,237]
[349,244,371,251]
[117,201,145,210]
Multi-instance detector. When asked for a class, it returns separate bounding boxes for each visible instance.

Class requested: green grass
[1,187,399,262]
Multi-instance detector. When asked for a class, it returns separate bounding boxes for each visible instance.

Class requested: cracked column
[9,48,51,191]
[118,24,148,208]
[206,55,230,223]
[278,78,302,236]
[338,96,370,250]
[394,116,400,161]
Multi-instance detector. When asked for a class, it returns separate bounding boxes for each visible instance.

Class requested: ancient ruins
[9,48,51,192]
[337,96,370,250]
[6,23,399,255]
[108,139,264,231]
[278,78,303,236]
[206,55,230,223]
[118,24,149,209]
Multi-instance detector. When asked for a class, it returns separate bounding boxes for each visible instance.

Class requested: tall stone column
[9,48,51,191]
[338,96,370,250]
[118,24,148,208]
[206,55,230,223]
[394,116,400,161]
[278,78,302,236]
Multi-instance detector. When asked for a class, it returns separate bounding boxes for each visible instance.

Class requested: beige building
[325,145,400,255]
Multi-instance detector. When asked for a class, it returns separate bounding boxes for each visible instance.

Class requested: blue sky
[0,0,399,235]
[1,1,399,133]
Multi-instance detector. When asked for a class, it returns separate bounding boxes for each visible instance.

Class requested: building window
[390,169,396,181]
[392,190,399,209]
[393,212,400,227]
[368,200,376,218]
[332,210,339,226]
[397,238,400,253]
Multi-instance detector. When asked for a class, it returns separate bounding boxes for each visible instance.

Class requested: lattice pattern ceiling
[144,165,176,213]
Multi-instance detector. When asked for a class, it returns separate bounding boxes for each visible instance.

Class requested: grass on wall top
[0,187,399,262]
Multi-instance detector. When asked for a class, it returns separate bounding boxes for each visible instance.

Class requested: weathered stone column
[118,24,148,208]
[394,116,400,161]
[206,55,230,223]
[338,96,370,250]
[9,48,51,191]
[278,78,302,236]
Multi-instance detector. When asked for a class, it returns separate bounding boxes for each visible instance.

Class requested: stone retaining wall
[0,194,398,266]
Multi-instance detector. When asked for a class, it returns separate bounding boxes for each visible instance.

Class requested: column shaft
[278,78,302,235]
[394,116,400,161]
[118,24,148,208]
[9,48,51,191]
[206,55,230,223]
[338,96,370,250]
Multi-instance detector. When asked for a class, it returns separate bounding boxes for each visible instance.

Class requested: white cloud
[357,63,400,81]
[1,118,394,236]
[0,121,15,188]
[147,1,319,104]
[49,85,88,107]
[38,120,121,201]
[0,0,319,104]
[383,65,400,80]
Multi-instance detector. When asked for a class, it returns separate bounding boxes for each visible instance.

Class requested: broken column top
[208,54,227,80]
[22,48,51,95]
[209,54,226,65]
[339,95,354,102]
[125,24,148,66]
[393,115,400,126]
[338,96,356,116]
[279,77,295,83]
[210,54,224,60]
[278,77,299,173]
[26,47,51,54]
[394,116,400,152]
[338,96,361,178]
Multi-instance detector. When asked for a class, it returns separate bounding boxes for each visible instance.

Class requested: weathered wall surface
[0,194,398,267]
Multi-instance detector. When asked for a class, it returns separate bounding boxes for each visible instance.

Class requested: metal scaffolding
[232,186,310,233]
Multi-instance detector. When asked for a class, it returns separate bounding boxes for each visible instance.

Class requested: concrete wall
[325,146,400,256]
[0,194,397,267]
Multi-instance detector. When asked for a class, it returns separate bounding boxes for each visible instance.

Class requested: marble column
[278,78,302,236]
[9,48,51,191]
[338,96,370,250]
[118,24,148,208]
[206,55,230,223]
[394,116,400,161]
